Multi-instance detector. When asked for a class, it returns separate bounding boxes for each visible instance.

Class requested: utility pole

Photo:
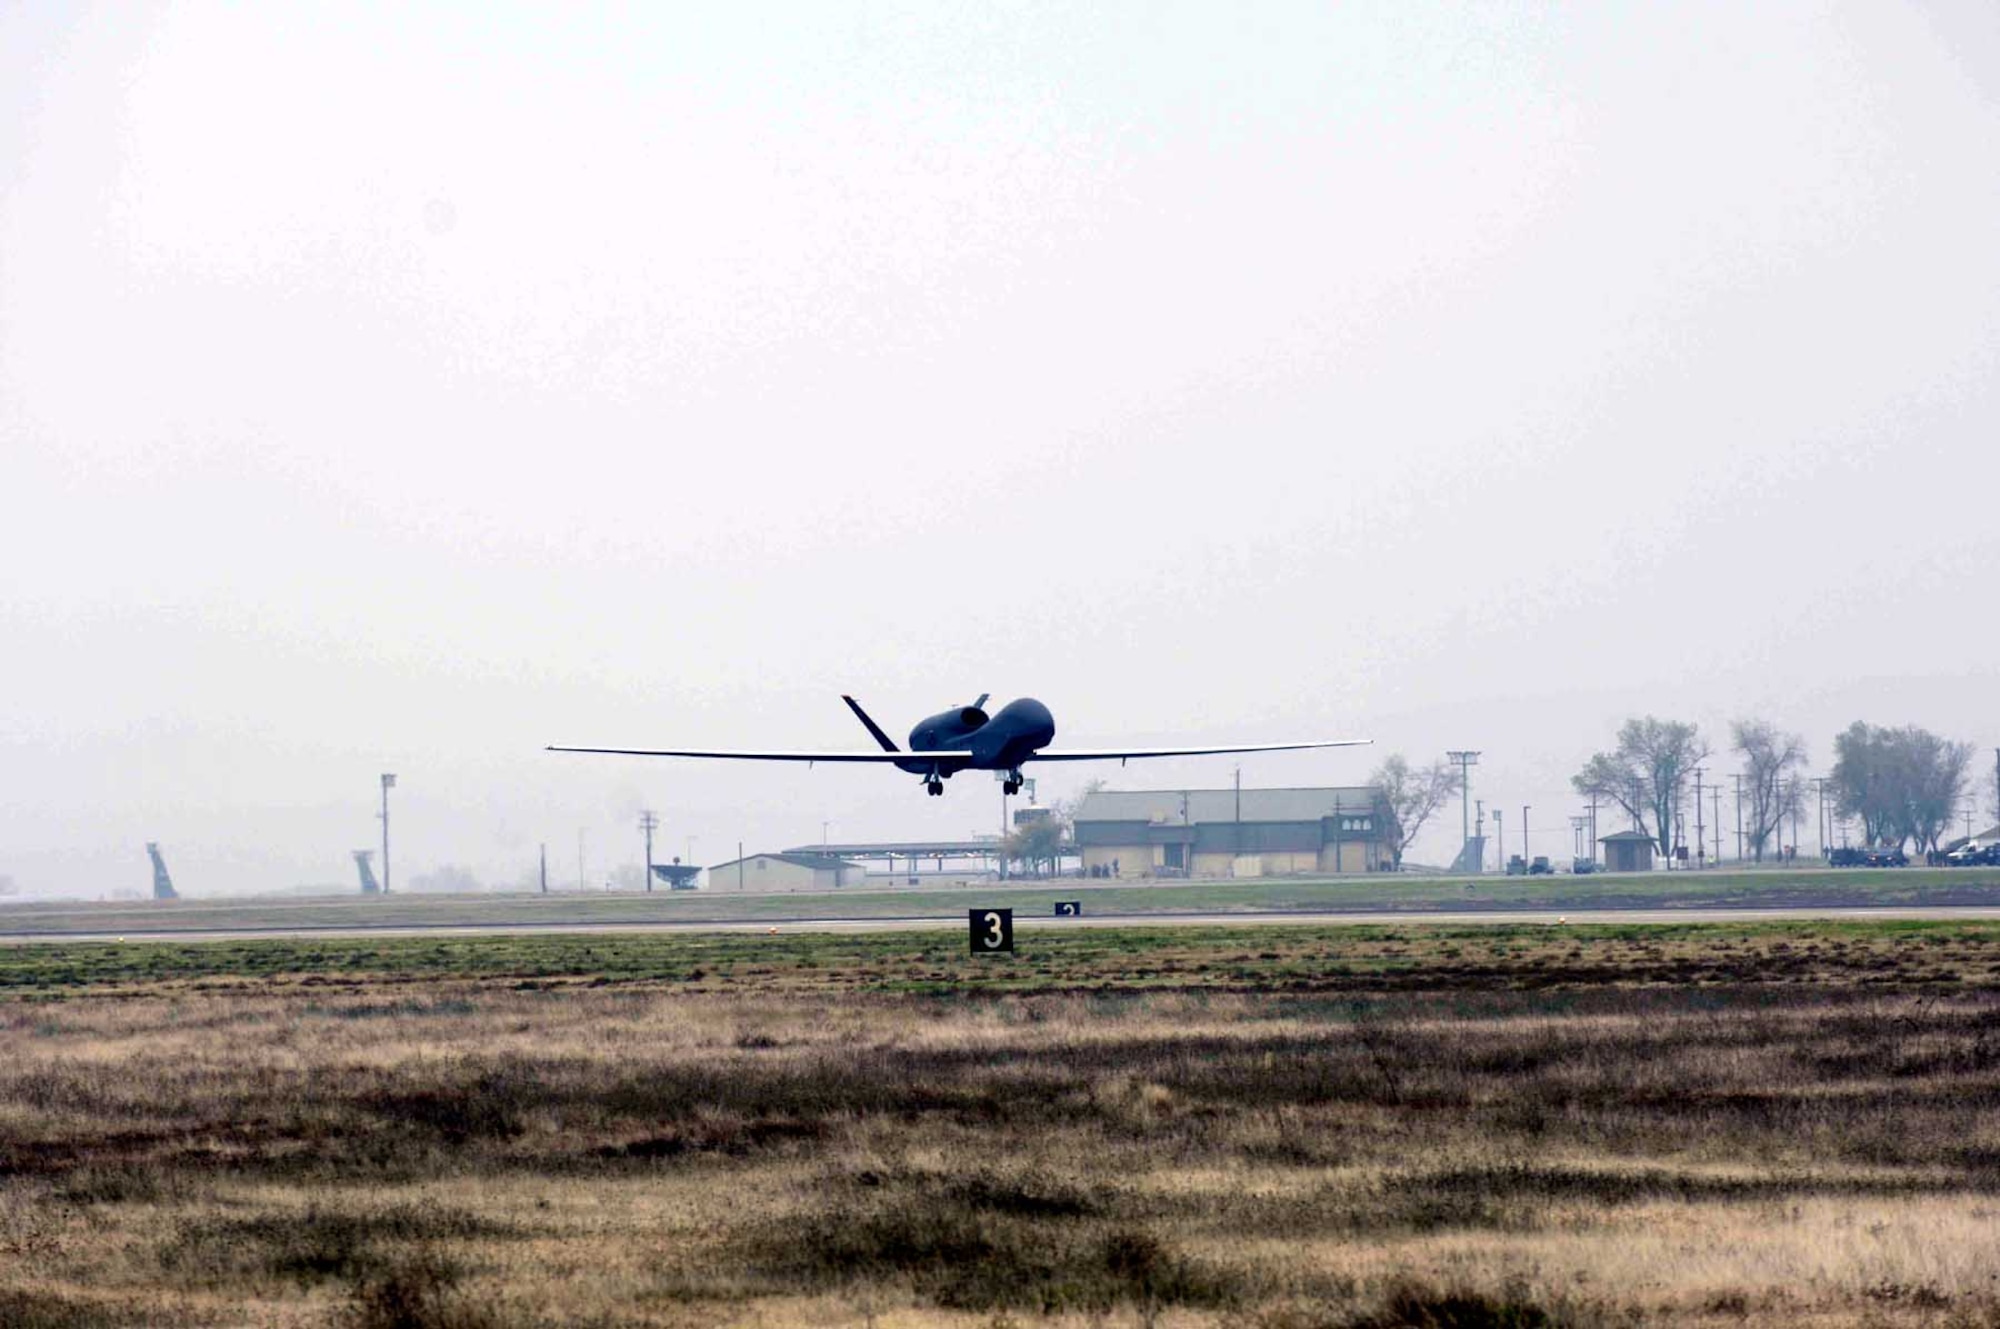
[1693,768,1706,869]
[1475,801,1485,868]
[1813,777,1829,858]
[539,843,547,894]
[379,773,396,894]
[1569,815,1587,861]
[1493,809,1504,872]
[737,840,745,891]
[1585,794,1597,867]
[1447,751,1481,870]
[1711,787,1722,867]
[1521,805,1530,867]
[1731,773,1744,863]
[639,811,659,892]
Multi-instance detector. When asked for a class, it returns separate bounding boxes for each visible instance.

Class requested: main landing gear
[925,777,945,796]
[1002,771,1024,795]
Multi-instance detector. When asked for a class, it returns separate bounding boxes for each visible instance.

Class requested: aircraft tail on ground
[146,842,177,900]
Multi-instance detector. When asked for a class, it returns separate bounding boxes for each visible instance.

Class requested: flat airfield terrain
[6,920,2000,1327]
[7,865,2000,939]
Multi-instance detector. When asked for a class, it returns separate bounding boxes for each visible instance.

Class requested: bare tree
[1832,722,1975,852]
[1572,717,1710,859]
[1910,733,1975,854]
[1051,778,1106,836]
[1370,755,1462,870]
[1732,719,1809,862]
[1990,749,2000,829]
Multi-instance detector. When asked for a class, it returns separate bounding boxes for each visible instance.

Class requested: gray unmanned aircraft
[549,694,1368,796]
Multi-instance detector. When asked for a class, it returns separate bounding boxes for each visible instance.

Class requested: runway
[8,903,2000,945]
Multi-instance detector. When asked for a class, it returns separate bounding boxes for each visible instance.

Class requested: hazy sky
[5,3,1998,895]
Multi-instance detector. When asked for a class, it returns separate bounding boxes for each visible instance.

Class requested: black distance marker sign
[1054,901,1081,917]
[969,908,1014,953]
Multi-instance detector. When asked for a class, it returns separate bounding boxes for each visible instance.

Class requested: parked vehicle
[1829,846,1909,867]
[1528,856,1553,875]
[1572,857,1599,875]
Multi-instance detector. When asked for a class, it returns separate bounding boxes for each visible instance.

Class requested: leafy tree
[1732,719,1808,862]
[1572,717,1710,859]
[1370,754,1462,869]
[1003,815,1065,879]
[1831,722,1975,852]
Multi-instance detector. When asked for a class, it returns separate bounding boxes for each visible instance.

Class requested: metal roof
[706,852,865,872]
[1598,830,1656,843]
[786,840,1006,858]
[1074,786,1381,826]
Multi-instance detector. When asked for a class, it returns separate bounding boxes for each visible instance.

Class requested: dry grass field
[4,922,2000,1327]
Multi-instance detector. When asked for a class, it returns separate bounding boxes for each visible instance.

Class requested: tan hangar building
[1072,786,1391,877]
[703,851,869,892]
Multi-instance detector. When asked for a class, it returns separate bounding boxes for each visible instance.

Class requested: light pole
[1521,805,1530,869]
[379,774,396,894]
[1493,809,1504,872]
[1447,751,1481,871]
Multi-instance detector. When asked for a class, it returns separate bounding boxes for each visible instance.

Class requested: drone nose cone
[1008,696,1053,725]
[1000,697,1055,748]
[971,697,1056,767]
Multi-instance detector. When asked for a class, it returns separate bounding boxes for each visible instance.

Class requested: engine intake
[909,705,990,751]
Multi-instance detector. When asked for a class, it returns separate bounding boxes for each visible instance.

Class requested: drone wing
[1022,738,1370,763]
[546,745,970,764]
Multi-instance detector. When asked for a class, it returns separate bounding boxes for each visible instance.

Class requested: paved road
[8,904,2000,945]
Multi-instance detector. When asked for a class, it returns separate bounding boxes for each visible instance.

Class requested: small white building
[704,851,869,892]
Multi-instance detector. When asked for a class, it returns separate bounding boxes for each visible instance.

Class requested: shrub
[736,1169,1235,1313]
[344,1249,505,1329]
[158,1203,506,1288]
[0,1289,140,1328]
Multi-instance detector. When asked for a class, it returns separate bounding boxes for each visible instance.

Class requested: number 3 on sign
[969,908,1014,954]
